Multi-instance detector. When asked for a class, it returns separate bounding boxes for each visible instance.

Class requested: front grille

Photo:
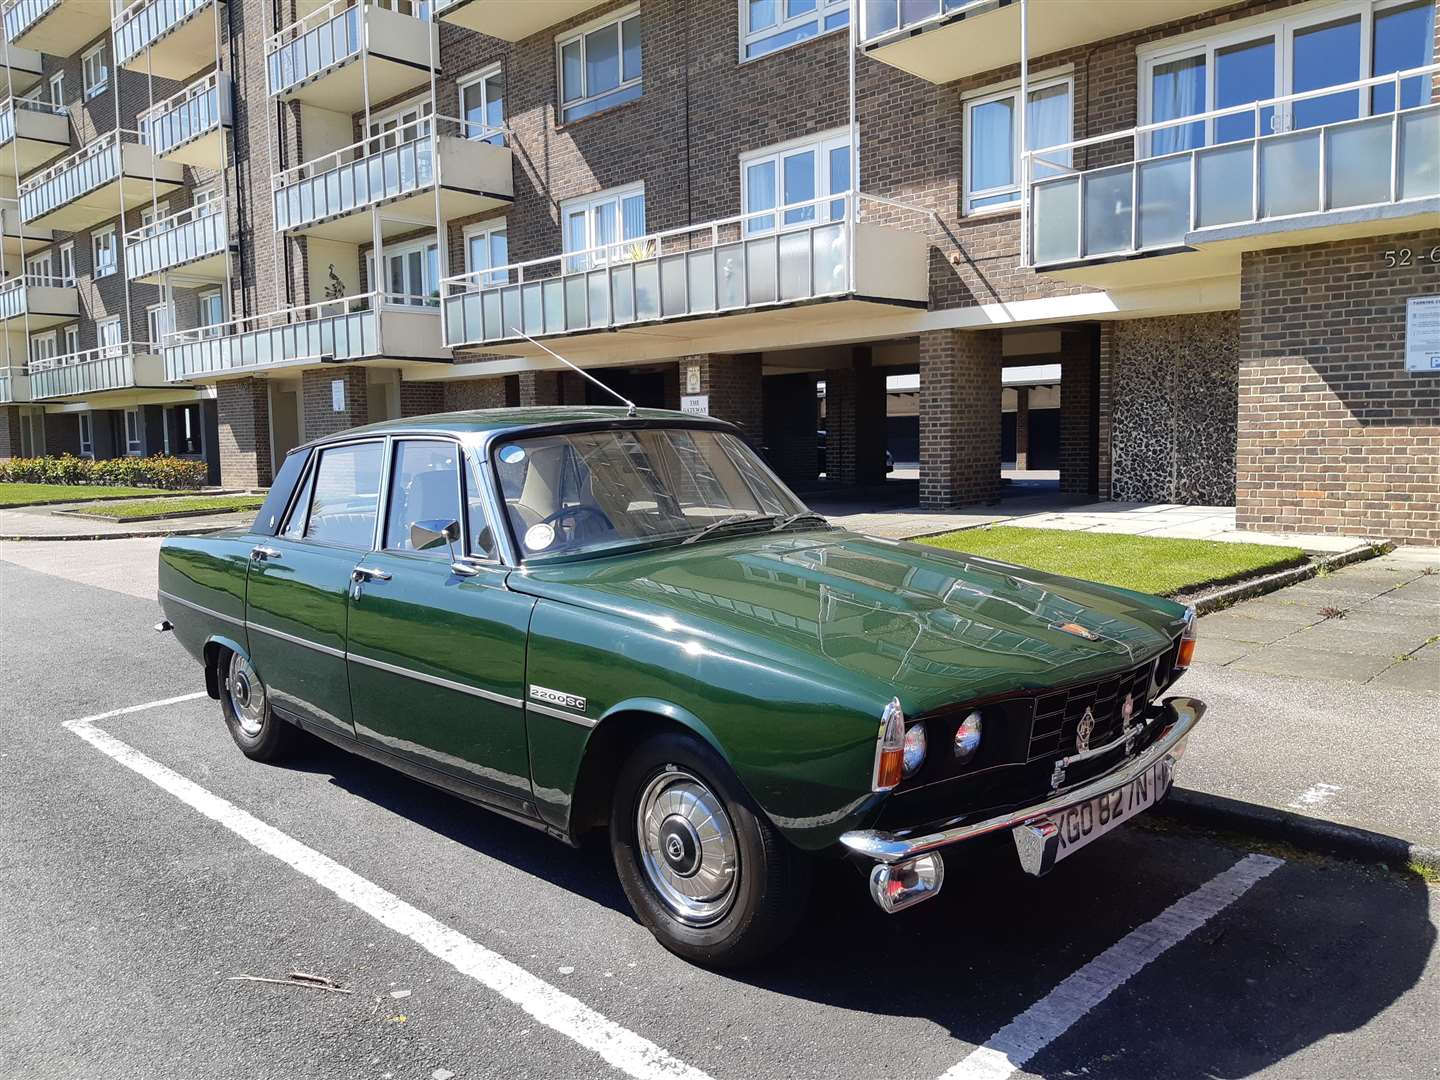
[1027,641,1179,761]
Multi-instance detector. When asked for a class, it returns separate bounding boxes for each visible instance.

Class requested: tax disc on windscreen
[524,523,555,551]
[499,445,526,464]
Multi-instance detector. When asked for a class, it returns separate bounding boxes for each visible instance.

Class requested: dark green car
[158,407,1202,967]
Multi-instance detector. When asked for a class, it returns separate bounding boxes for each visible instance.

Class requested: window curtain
[1026,83,1071,179]
[1150,55,1206,156]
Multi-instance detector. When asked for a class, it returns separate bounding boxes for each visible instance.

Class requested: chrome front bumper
[841,696,1205,866]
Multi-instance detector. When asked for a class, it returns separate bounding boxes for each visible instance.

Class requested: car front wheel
[219,648,297,762]
[611,731,810,968]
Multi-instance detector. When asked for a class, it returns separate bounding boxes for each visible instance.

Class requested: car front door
[345,437,535,815]
[245,438,385,740]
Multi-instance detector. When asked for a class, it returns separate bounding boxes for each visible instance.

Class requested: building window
[48,70,64,107]
[97,315,123,357]
[58,242,74,284]
[63,325,79,355]
[82,42,109,100]
[25,248,55,283]
[146,302,172,346]
[963,75,1073,214]
[78,412,93,457]
[29,330,56,366]
[139,200,170,235]
[459,65,505,145]
[370,238,439,307]
[92,225,117,278]
[741,0,848,61]
[557,6,642,124]
[464,222,509,286]
[560,183,646,271]
[198,289,225,337]
[124,408,142,455]
[862,0,968,42]
[741,129,851,234]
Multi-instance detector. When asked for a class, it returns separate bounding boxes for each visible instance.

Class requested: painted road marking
[1288,782,1342,810]
[65,697,713,1080]
[939,852,1284,1080]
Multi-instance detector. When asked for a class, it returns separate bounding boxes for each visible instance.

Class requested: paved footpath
[1175,547,1439,848]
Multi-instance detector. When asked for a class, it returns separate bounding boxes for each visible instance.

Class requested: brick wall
[216,377,272,487]
[398,381,445,418]
[824,350,886,486]
[301,367,369,440]
[919,328,1001,508]
[1057,330,1099,497]
[0,405,22,458]
[1236,232,1440,543]
[686,354,763,445]
[43,411,80,455]
[444,375,516,411]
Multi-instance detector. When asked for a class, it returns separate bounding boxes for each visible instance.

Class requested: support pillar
[0,405,22,459]
[919,328,1002,509]
[444,375,514,411]
[1014,387,1030,470]
[681,354,763,446]
[824,347,886,486]
[762,373,819,486]
[1058,329,1099,497]
[216,377,273,487]
[302,368,369,441]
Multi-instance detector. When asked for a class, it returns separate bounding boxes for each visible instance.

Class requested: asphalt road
[2,541,1437,1080]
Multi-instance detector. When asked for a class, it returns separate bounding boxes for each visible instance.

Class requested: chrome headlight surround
[953,709,982,765]
[901,722,927,778]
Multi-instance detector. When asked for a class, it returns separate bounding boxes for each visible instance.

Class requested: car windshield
[493,426,810,559]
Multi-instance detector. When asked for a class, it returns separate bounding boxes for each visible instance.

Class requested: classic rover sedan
[159,408,1202,967]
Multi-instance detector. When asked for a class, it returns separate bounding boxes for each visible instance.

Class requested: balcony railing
[0,94,64,145]
[113,0,216,69]
[266,0,436,105]
[2,0,55,43]
[0,39,43,94]
[272,114,501,234]
[26,342,162,398]
[0,365,21,403]
[138,72,230,164]
[125,201,228,281]
[18,129,181,227]
[0,272,75,322]
[3,0,110,55]
[1025,65,1440,269]
[19,131,120,223]
[441,193,927,348]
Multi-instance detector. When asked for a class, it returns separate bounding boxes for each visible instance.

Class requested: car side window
[279,461,315,540]
[384,440,463,554]
[464,457,497,560]
[305,442,384,548]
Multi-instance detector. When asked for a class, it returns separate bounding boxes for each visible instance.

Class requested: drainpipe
[846,0,857,296]
[1018,0,1029,267]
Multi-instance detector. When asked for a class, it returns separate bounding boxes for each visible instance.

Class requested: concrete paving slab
[1190,638,1253,666]
[1229,645,1394,683]
[1289,623,1430,659]
[1214,599,1328,627]
[1199,614,1311,644]
[1369,658,1440,693]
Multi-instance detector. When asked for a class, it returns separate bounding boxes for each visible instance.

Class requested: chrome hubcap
[227,652,266,738]
[637,768,739,927]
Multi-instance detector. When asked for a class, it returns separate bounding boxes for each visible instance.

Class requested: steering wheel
[539,504,613,530]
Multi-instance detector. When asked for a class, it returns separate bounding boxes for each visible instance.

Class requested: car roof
[297,406,733,450]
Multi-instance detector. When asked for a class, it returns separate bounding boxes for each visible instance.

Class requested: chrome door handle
[251,545,281,561]
[351,567,392,582]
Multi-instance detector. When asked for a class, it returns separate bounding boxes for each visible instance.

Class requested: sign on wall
[332,379,346,412]
[681,394,709,416]
[686,364,701,395]
[1406,296,1440,373]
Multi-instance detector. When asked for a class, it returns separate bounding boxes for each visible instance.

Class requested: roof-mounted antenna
[510,327,637,417]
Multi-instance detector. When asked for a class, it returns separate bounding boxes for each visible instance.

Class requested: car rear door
[345,436,536,816]
[245,437,386,740]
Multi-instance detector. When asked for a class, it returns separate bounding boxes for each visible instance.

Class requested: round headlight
[901,723,927,778]
[954,710,982,764]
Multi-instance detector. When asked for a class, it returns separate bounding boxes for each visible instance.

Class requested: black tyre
[611,731,811,968]
[218,647,298,763]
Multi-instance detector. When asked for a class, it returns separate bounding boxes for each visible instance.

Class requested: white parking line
[1289,782,1342,809]
[64,697,713,1080]
[939,852,1284,1080]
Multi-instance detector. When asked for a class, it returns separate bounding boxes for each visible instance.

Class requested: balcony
[163,291,447,381]
[272,115,510,243]
[266,0,437,111]
[1025,66,1440,287]
[440,194,930,358]
[0,97,69,180]
[19,130,183,231]
[125,201,229,285]
[114,0,223,81]
[0,196,53,257]
[26,343,167,399]
[2,0,111,56]
[861,0,1228,84]
[0,272,78,327]
[138,72,231,169]
[0,38,43,95]
[434,0,604,40]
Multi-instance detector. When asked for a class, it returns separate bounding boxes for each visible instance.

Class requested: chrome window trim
[346,650,523,709]
[246,620,346,659]
[157,587,244,627]
[525,700,598,728]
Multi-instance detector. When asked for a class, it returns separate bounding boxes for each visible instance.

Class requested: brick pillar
[1059,330,1099,497]
[216,378,273,487]
[0,406,22,459]
[919,328,1002,509]
[399,381,444,418]
[444,375,513,411]
[763,373,819,486]
[1097,324,1115,500]
[1014,387,1030,470]
[661,363,681,410]
[685,354,763,446]
[44,413,81,456]
[824,348,886,486]
[301,367,369,440]
[517,371,563,406]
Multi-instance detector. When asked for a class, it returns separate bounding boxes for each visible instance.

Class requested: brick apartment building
[0,0,1435,541]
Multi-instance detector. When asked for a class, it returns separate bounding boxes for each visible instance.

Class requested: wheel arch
[202,634,250,701]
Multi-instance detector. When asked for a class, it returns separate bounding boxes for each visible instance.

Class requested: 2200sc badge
[158,407,1202,968]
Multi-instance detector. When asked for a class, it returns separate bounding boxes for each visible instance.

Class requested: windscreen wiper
[681,513,780,545]
[772,511,831,532]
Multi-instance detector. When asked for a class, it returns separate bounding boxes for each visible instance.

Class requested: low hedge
[0,454,208,490]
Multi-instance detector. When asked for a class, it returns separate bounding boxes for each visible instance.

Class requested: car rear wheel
[611,731,810,968]
[219,648,297,762]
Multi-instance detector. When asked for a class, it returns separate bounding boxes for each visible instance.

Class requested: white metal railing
[441,193,865,347]
[25,341,152,397]
[18,129,126,223]
[124,200,228,279]
[1024,64,1440,267]
[139,71,225,158]
[266,0,432,97]
[272,113,498,232]
[0,95,66,144]
[861,0,985,46]
[0,365,14,403]
[2,0,59,43]
[0,272,73,319]
[113,0,215,66]
[163,291,383,379]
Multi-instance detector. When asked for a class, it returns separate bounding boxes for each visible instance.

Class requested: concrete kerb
[0,525,237,542]
[1186,542,1393,614]
[1160,788,1440,875]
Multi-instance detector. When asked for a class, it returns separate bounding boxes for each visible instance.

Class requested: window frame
[463,220,509,286]
[961,71,1074,217]
[58,242,74,284]
[123,408,142,456]
[146,301,173,347]
[91,224,118,278]
[739,127,853,236]
[559,181,647,271]
[458,63,506,145]
[555,4,643,126]
[197,287,225,338]
[82,42,109,100]
[368,235,440,308]
[63,324,79,354]
[47,70,64,107]
[382,436,467,558]
[30,329,57,365]
[280,437,389,551]
[96,314,123,357]
[739,0,850,63]
[78,411,93,458]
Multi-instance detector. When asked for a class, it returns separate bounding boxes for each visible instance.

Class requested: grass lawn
[0,482,170,507]
[66,494,265,520]
[918,526,1308,596]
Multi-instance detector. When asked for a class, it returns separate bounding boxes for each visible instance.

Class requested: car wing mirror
[410,518,481,577]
